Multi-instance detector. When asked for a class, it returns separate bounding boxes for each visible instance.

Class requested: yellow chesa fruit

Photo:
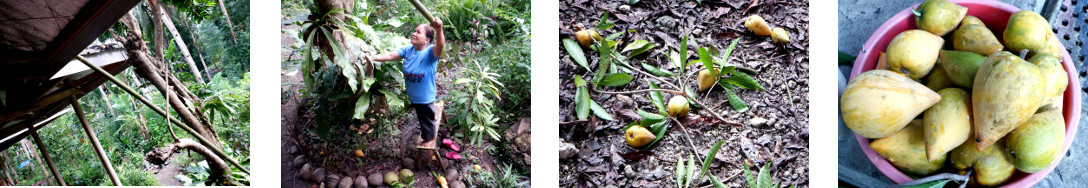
[1004,10,1063,58]
[914,0,967,36]
[625,126,656,148]
[972,51,1047,151]
[840,70,940,138]
[771,28,791,44]
[745,15,773,36]
[574,29,602,48]
[886,29,944,79]
[667,95,689,117]
[697,69,717,92]
[354,149,365,158]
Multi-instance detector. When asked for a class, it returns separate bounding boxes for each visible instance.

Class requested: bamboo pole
[75,55,250,174]
[70,95,122,185]
[24,123,64,186]
[407,0,436,23]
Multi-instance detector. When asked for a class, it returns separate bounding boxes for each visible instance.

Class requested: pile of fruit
[841,0,1070,186]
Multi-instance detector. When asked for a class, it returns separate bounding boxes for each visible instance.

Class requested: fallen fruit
[575,29,602,48]
[667,95,689,117]
[438,176,449,188]
[399,169,414,183]
[383,171,399,185]
[870,120,946,175]
[914,0,967,36]
[473,164,482,171]
[841,70,941,138]
[354,149,365,158]
[625,126,656,148]
[973,51,1047,151]
[923,88,971,161]
[952,16,1003,55]
[771,28,791,44]
[745,15,773,36]
[886,29,944,79]
[697,69,717,92]
[1006,110,1065,173]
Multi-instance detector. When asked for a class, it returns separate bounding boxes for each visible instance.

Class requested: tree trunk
[216,0,238,44]
[313,0,355,63]
[98,87,115,114]
[174,11,214,81]
[117,13,223,150]
[146,138,229,183]
[1,152,14,185]
[153,0,205,84]
[19,140,46,181]
[149,0,165,62]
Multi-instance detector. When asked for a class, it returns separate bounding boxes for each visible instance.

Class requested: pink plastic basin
[849,0,1082,187]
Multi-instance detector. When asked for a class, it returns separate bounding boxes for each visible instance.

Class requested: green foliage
[676,141,727,188]
[743,162,792,188]
[448,61,505,145]
[465,162,529,188]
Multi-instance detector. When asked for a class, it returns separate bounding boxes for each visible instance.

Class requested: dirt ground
[558,0,810,187]
[279,19,530,187]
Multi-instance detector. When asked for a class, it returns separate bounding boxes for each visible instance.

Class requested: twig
[593,88,686,95]
[891,171,971,188]
[559,119,589,125]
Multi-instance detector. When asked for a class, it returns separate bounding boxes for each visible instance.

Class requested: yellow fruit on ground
[745,15,773,36]
[841,70,941,138]
[625,126,656,148]
[973,51,1047,151]
[473,164,482,171]
[667,95,689,117]
[886,30,944,79]
[354,149,365,158]
[697,69,717,92]
[575,29,602,48]
[914,0,967,36]
[771,28,791,44]
[437,176,449,188]
[923,88,971,161]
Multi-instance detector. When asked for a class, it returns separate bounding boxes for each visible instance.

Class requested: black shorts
[412,103,437,141]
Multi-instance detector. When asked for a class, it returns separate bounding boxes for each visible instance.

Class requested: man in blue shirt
[364,19,445,149]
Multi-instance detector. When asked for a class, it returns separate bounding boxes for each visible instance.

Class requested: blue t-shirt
[398,45,438,104]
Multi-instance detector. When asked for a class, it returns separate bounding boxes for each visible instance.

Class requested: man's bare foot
[420,139,437,149]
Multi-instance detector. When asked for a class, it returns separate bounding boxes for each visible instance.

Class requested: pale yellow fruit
[667,95,689,117]
[886,30,945,79]
[771,28,791,44]
[575,29,602,48]
[1006,110,1065,173]
[973,51,1047,151]
[841,70,941,138]
[870,120,946,175]
[745,15,773,36]
[625,126,656,148]
[923,88,971,161]
[697,69,717,92]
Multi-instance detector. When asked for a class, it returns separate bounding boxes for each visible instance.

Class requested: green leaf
[598,73,633,86]
[648,82,666,114]
[636,109,666,126]
[758,162,772,188]
[679,34,689,72]
[562,39,590,71]
[622,40,655,57]
[722,70,766,91]
[710,175,727,188]
[352,94,372,120]
[645,118,669,147]
[839,50,857,65]
[605,31,625,41]
[744,163,757,188]
[723,87,749,112]
[576,87,590,120]
[593,38,614,84]
[595,12,614,30]
[574,76,587,87]
[630,0,640,4]
[676,156,686,188]
[698,140,725,182]
[718,38,741,77]
[686,155,696,187]
[698,46,716,74]
[589,99,613,121]
[641,62,676,77]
